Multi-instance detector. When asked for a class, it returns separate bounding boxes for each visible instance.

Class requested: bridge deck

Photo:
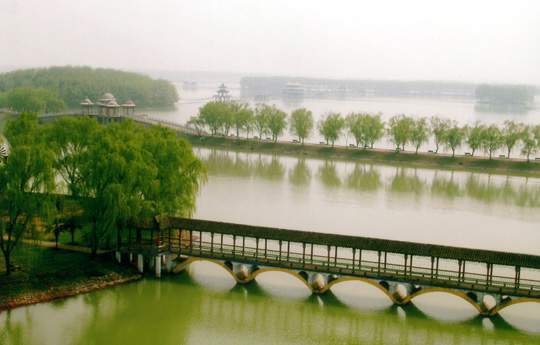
[126,217,540,299]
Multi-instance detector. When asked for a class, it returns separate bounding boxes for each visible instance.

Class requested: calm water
[2,147,540,344]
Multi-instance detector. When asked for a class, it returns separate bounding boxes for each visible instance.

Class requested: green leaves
[290,108,314,144]
[4,87,65,113]
[388,115,414,151]
[318,113,345,147]
[0,113,55,274]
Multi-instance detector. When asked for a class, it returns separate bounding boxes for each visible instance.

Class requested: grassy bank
[0,245,141,311]
[184,134,540,177]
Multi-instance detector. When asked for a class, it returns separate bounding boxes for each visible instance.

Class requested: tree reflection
[318,161,341,188]
[388,168,424,196]
[288,159,312,187]
[431,171,462,199]
[346,164,382,192]
[199,149,540,210]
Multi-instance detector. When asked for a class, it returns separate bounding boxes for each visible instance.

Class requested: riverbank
[0,245,141,311]
[183,134,540,177]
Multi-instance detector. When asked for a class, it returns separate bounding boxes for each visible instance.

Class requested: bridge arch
[489,298,540,316]
[172,257,239,283]
[401,287,484,314]
[249,268,312,291]
[319,276,398,303]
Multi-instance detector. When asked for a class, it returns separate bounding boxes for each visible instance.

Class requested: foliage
[430,117,451,153]
[4,87,65,113]
[198,101,231,135]
[0,66,178,108]
[0,113,55,275]
[387,115,414,151]
[521,125,540,162]
[410,117,430,154]
[264,105,287,142]
[501,120,524,159]
[231,103,254,138]
[289,108,313,144]
[481,125,503,159]
[444,123,465,157]
[318,113,344,147]
[465,122,485,156]
[253,105,270,140]
[347,113,385,149]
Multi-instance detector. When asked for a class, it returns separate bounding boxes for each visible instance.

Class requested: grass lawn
[0,244,139,307]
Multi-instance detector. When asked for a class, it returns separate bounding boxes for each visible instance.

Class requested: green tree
[0,113,55,275]
[264,105,287,142]
[231,103,253,138]
[198,101,228,135]
[253,105,270,140]
[318,113,344,147]
[465,122,485,156]
[430,117,451,153]
[0,66,178,108]
[521,125,540,162]
[186,115,206,135]
[410,117,430,154]
[45,116,98,197]
[502,120,524,159]
[482,125,503,160]
[5,87,65,113]
[387,115,414,151]
[363,113,385,149]
[290,108,314,144]
[444,123,465,157]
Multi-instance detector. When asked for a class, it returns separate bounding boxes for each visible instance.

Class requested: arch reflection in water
[2,278,540,345]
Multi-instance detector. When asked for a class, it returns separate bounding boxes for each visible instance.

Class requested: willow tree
[444,123,465,157]
[388,115,414,151]
[290,108,313,144]
[265,105,287,142]
[502,120,524,159]
[318,113,344,147]
[0,113,55,275]
[410,117,430,154]
[482,125,503,160]
[465,122,485,156]
[73,120,205,255]
[430,117,451,153]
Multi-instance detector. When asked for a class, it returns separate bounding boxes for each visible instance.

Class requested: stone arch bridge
[118,217,540,318]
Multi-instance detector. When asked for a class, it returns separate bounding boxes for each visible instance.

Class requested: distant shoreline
[183,134,540,177]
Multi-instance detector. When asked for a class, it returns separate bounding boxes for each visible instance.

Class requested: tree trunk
[452,148,455,157]
[415,146,419,154]
[435,143,439,153]
[489,151,493,160]
[54,229,59,249]
[471,148,475,157]
[507,148,511,159]
[3,250,11,276]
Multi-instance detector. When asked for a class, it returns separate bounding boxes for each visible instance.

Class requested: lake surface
[2,147,540,344]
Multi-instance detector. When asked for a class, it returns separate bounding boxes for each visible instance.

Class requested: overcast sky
[1,0,539,83]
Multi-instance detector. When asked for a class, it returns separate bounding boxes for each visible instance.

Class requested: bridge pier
[137,254,144,273]
[155,255,162,278]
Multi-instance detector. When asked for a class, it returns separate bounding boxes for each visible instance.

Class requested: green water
[1,148,540,344]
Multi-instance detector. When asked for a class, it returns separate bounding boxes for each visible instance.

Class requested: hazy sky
[1,0,539,83]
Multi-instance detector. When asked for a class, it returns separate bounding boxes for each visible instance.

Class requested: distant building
[80,93,136,119]
[213,83,231,102]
